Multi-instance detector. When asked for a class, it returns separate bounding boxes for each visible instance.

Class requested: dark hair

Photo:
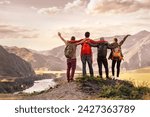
[71,36,75,40]
[85,32,90,38]
[114,38,118,42]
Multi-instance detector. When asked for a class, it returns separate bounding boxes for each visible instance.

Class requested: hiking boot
[106,77,112,80]
[70,79,75,82]
[99,75,103,79]
[111,76,115,80]
[67,79,70,83]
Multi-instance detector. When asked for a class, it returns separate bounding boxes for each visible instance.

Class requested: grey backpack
[64,43,76,58]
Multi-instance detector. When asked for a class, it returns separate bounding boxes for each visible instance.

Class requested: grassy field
[120,67,150,87]
[120,73,150,82]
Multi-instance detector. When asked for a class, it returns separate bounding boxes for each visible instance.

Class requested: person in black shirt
[88,37,117,79]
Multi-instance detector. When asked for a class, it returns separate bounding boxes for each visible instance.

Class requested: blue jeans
[81,55,94,77]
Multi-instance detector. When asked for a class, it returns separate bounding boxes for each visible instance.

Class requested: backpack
[81,40,91,55]
[112,46,123,60]
[98,43,107,57]
[64,42,76,58]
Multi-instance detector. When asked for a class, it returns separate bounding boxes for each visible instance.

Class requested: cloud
[37,0,150,16]
[86,0,150,14]
[38,0,87,15]
[64,0,86,11]
[31,6,38,10]
[0,24,39,39]
[38,7,61,15]
[0,0,10,5]
[1,0,149,18]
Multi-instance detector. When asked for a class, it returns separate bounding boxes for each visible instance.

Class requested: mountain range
[2,30,150,72]
[4,46,81,71]
[0,46,35,77]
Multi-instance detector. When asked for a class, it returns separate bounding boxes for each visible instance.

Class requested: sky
[0,0,150,50]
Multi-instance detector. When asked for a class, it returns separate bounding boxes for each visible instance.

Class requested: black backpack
[64,43,76,58]
[98,43,107,57]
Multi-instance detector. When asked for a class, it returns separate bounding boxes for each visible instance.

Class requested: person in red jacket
[80,32,106,77]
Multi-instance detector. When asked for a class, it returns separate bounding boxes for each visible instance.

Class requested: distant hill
[0,46,35,77]
[41,30,150,70]
[5,46,81,71]
[121,30,150,70]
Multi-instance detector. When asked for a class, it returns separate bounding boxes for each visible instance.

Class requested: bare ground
[0,75,93,100]
[24,76,93,100]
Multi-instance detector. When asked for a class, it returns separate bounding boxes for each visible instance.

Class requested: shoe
[70,79,75,82]
[106,77,112,80]
[111,76,115,80]
[100,75,103,79]
[116,77,121,80]
[67,79,70,83]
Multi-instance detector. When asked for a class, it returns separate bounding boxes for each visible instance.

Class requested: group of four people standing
[58,32,130,82]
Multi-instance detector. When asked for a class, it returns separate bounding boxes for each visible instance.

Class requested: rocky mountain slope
[5,46,81,71]
[122,30,150,70]
[0,46,35,77]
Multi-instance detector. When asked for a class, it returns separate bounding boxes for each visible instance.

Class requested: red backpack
[81,39,92,55]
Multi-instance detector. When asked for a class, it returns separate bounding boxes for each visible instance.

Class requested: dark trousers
[97,57,109,78]
[81,55,94,77]
[112,60,121,77]
[67,58,76,82]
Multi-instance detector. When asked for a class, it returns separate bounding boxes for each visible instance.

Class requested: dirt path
[24,77,91,100]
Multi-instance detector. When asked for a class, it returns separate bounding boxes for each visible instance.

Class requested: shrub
[77,76,150,100]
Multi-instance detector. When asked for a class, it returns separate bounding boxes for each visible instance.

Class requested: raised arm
[119,34,130,46]
[58,32,67,44]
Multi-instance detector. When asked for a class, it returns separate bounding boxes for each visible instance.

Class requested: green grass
[76,76,150,100]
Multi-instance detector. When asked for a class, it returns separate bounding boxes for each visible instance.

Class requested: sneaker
[111,76,115,80]
[116,77,120,80]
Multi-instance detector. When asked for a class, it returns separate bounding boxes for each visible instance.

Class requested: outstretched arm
[119,34,131,46]
[58,32,67,45]
[88,42,98,47]
[90,39,107,44]
[75,39,85,45]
